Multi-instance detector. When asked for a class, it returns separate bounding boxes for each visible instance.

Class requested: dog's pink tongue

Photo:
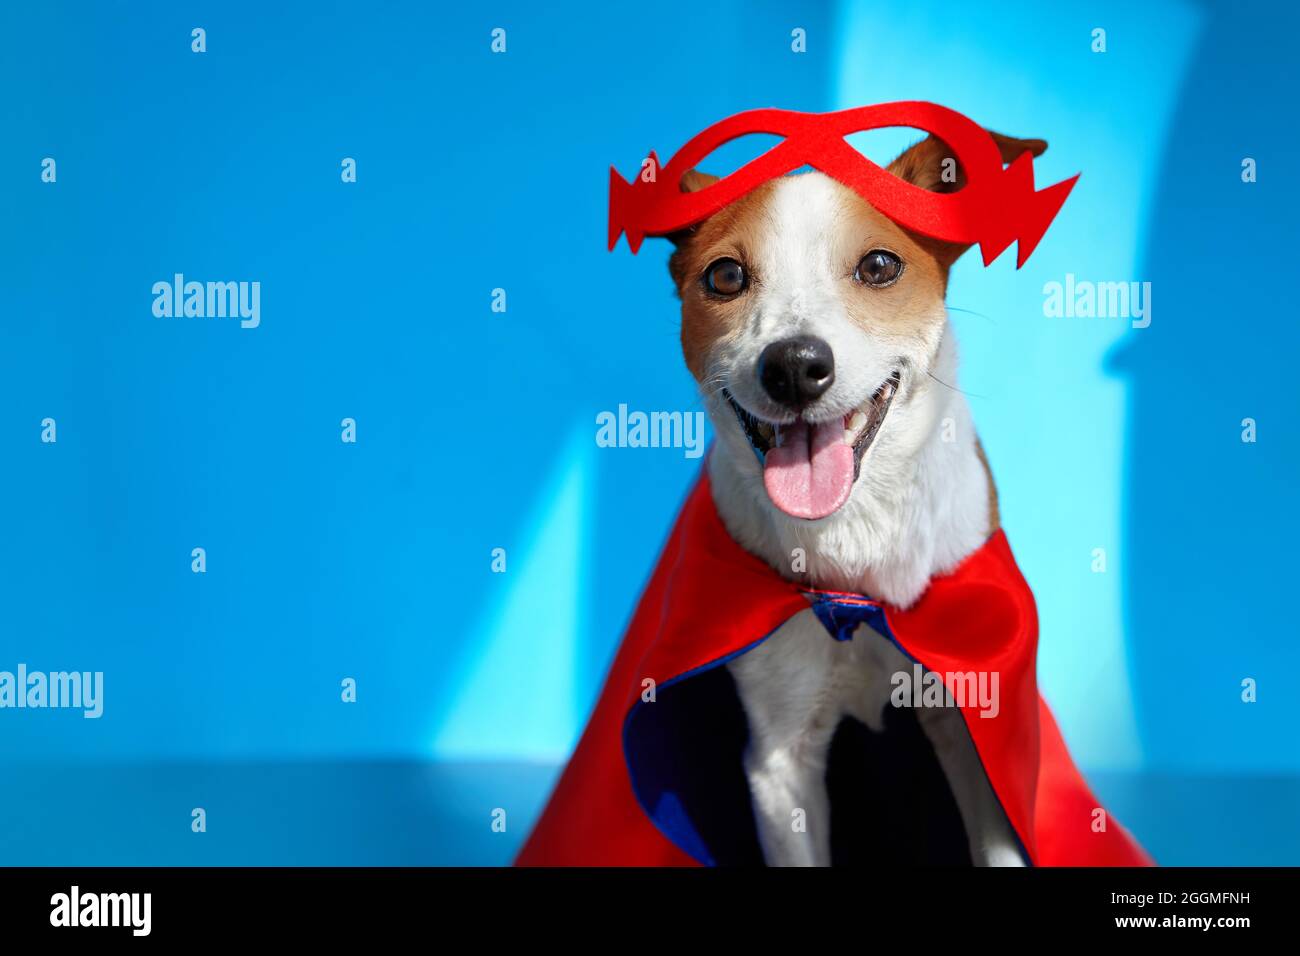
[762,420,855,520]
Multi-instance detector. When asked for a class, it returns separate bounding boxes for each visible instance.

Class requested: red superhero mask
[608,101,1078,267]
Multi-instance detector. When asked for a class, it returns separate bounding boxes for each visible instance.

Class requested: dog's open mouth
[724,370,900,520]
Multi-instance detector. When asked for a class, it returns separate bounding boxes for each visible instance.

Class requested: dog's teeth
[848,411,868,432]
[843,429,855,443]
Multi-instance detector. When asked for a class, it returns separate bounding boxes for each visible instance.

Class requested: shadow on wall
[1110,2,1299,774]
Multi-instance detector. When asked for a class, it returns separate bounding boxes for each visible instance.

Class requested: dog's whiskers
[925,368,984,400]
[946,305,997,324]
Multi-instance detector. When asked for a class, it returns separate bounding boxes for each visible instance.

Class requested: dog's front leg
[740,731,833,866]
[728,613,839,867]
[915,704,1026,866]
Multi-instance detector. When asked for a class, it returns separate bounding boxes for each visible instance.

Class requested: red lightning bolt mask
[608,101,1078,268]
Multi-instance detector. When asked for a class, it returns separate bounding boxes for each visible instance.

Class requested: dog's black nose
[758,335,835,408]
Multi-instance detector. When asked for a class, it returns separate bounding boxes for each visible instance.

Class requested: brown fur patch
[669,179,784,381]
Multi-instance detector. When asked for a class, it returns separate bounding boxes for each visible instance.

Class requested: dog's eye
[704,258,747,297]
[855,250,903,287]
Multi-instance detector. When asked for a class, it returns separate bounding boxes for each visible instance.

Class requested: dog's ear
[667,169,719,247]
[886,132,1046,266]
[679,168,719,193]
[887,131,1046,194]
[681,169,722,193]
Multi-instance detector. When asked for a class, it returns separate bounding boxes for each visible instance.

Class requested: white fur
[699,174,1025,866]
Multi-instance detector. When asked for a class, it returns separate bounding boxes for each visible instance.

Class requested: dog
[665,131,1048,867]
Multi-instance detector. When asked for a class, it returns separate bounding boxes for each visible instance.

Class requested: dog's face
[670,132,1044,522]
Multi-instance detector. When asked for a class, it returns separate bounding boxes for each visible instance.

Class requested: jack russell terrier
[518,115,1150,868]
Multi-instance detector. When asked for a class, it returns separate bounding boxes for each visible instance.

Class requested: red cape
[518,474,1151,866]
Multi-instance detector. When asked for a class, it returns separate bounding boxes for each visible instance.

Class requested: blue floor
[1089,772,1300,867]
[1,761,561,866]
[2,762,1295,866]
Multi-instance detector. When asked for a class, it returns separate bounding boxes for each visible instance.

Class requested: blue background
[1,0,1296,865]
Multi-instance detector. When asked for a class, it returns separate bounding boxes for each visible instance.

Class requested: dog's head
[670,131,1046,522]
